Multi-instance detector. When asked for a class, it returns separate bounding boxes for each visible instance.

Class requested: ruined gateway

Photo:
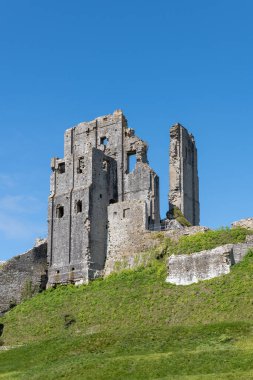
[47,110,199,286]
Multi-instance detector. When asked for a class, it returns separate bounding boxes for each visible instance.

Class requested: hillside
[1,228,253,379]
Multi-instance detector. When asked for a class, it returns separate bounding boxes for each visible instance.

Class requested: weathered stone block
[166,245,234,285]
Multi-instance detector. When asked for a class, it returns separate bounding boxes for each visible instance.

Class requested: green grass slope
[1,228,253,379]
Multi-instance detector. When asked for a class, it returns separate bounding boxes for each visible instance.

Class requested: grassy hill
[1,228,253,379]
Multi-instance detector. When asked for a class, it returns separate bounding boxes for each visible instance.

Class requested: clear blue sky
[1,0,253,260]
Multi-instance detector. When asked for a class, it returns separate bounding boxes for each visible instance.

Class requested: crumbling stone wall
[166,241,253,285]
[105,200,149,274]
[169,123,200,225]
[233,236,253,263]
[0,240,47,313]
[48,110,160,286]
[167,245,234,285]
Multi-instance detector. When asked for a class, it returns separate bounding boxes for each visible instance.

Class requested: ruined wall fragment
[0,240,47,313]
[105,200,150,275]
[166,245,234,285]
[169,123,200,225]
[166,241,253,285]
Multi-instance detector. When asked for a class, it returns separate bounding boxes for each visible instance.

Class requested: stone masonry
[169,123,200,225]
[105,200,151,274]
[48,110,160,286]
[0,240,47,313]
[166,240,253,285]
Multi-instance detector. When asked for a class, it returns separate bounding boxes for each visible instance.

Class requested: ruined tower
[47,110,160,286]
[169,123,200,225]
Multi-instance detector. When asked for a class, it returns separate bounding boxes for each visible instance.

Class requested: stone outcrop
[164,226,209,240]
[166,241,253,285]
[162,219,184,230]
[231,218,253,230]
[169,123,200,226]
[0,240,47,313]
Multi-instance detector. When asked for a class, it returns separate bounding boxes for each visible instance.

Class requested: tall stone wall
[169,123,200,225]
[0,240,47,313]
[89,149,118,279]
[48,146,117,285]
[105,200,151,275]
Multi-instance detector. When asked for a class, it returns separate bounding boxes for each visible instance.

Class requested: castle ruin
[47,110,160,286]
[0,111,201,312]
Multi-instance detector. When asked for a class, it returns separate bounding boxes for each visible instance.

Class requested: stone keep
[48,110,160,286]
[169,123,200,225]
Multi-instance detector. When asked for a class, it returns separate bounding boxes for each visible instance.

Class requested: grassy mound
[1,228,253,379]
[166,226,253,255]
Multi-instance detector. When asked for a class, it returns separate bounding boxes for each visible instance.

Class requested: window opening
[100,194,102,199]
[102,160,108,171]
[100,136,108,146]
[127,152,136,173]
[109,199,116,204]
[76,200,82,213]
[77,156,85,174]
[56,205,64,218]
[58,162,65,174]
